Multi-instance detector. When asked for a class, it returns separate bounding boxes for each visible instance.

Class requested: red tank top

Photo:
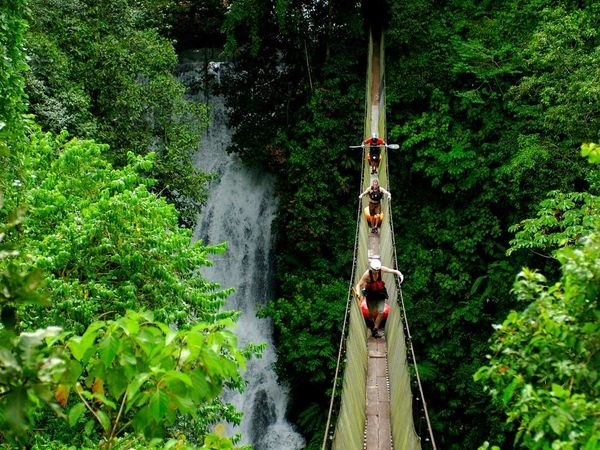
[366,270,385,291]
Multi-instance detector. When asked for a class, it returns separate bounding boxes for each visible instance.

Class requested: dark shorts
[368,202,382,216]
[369,147,381,159]
[364,288,388,315]
[367,297,385,316]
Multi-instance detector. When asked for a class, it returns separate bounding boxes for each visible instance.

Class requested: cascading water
[178,50,305,450]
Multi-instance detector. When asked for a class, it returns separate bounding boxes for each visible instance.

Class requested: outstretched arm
[381,266,404,283]
[358,187,371,198]
[379,186,392,199]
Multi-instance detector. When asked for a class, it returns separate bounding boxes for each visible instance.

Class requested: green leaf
[99,332,119,366]
[96,410,111,432]
[68,403,86,427]
[4,385,28,429]
[105,365,128,399]
[90,393,116,410]
[548,415,565,435]
[581,142,600,164]
[68,324,102,361]
[148,389,170,420]
[551,383,566,398]
[170,393,196,416]
[501,377,520,406]
[125,373,150,409]
[164,370,193,388]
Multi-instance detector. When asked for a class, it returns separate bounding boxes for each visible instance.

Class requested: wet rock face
[249,389,277,446]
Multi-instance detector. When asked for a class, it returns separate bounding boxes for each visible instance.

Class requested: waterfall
[178,50,305,450]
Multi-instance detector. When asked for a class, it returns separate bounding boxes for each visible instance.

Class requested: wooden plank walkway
[364,29,392,450]
[364,178,391,449]
[365,334,391,450]
[368,228,380,260]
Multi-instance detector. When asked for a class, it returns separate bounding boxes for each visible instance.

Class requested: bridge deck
[364,25,393,450]
[365,335,391,450]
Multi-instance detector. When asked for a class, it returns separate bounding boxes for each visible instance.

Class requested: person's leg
[369,202,377,217]
[362,295,373,330]
[367,298,377,322]
[368,203,377,231]
[373,204,382,230]
[374,300,385,330]
[366,296,379,336]
[371,295,386,337]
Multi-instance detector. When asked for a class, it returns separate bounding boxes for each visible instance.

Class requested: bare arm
[355,271,368,297]
[358,187,371,198]
[381,266,404,283]
[379,186,392,199]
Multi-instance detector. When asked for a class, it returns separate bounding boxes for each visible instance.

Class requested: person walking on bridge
[359,179,391,233]
[356,259,403,338]
[364,132,385,174]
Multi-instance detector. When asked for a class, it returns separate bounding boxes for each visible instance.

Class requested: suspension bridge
[321,28,437,450]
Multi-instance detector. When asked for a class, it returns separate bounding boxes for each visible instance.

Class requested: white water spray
[178,50,305,450]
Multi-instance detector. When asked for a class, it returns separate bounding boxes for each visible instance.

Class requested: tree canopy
[0,2,252,448]
[1,0,598,448]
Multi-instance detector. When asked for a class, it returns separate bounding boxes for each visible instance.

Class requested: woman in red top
[355,259,403,338]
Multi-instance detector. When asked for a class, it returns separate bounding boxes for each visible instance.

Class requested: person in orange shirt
[363,132,385,174]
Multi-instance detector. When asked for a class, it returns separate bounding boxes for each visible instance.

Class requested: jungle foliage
[24,0,212,226]
[2,0,599,449]
[474,160,599,450]
[0,2,252,449]
[218,0,599,449]
[1,134,251,448]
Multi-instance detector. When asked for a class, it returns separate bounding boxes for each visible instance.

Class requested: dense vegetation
[24,0,212,227]
[215,0,599,449]
[1,1,252,448]
[1,0,598,449]
[383,1,599,448]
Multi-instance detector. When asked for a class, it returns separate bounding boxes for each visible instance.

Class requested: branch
[109,393,128,443]
[530,249,557,260]
[74,383,105,429]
